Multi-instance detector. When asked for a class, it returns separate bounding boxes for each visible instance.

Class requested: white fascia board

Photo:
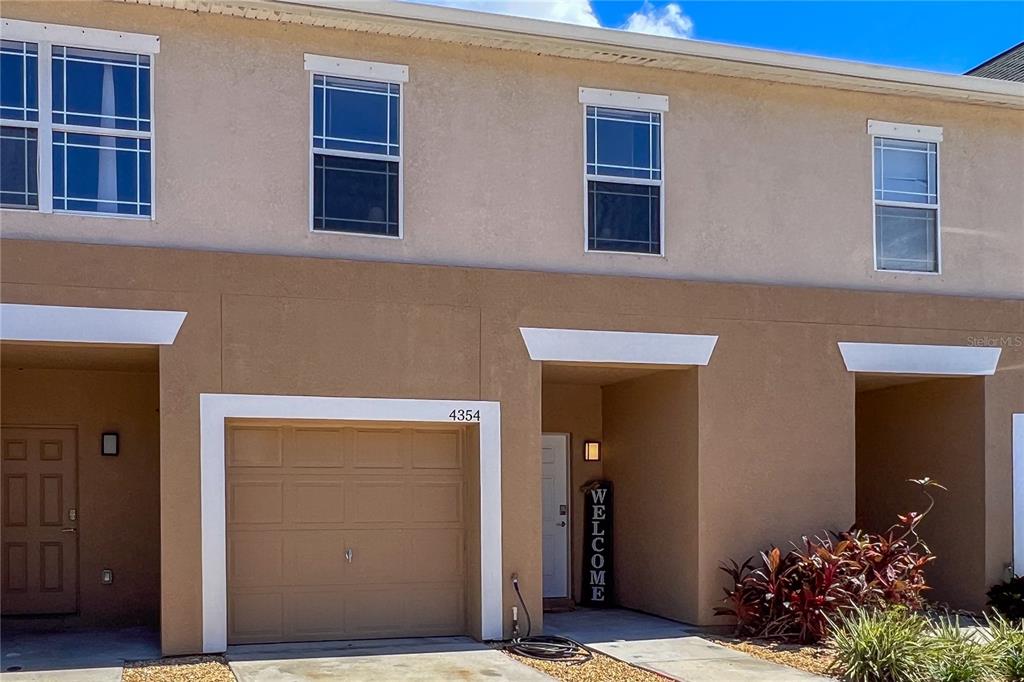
[520,327,717,365]
[867,119,943,143]
[304,53,408,82]
[0,18,160,54]
[837,342,1000,375]
[199,393,502,652]
[0,304,186,345]
[579,87,669,112]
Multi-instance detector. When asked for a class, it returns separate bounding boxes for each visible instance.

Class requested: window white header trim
[867,119,943,143]
[304,53,408,82]
[837,342,1000,375]
[0,18,160,54]
[579,87,669,112]
[520,327,717,365]
[0,304,186,345]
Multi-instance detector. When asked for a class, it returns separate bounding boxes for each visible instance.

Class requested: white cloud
[404,1,695,38]
[621,1,694,38]
[411,0,600,28]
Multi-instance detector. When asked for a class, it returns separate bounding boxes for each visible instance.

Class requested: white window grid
[0,126,37,208]
[309,72,403,238]
[871,135,941,274]
[0,39,155,219]
[0,40,38,122]
[583,104,665,256]
[52,46,151,132]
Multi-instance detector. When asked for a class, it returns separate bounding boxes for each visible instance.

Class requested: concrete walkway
[546,608,829,681]
[0,625,160,681]
[228,636,552,681]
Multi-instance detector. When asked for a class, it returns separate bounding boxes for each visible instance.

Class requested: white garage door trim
[1014,413,1024,576]
[199,393,502,653]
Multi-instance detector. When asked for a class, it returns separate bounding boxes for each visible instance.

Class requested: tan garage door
[226,421,467,644]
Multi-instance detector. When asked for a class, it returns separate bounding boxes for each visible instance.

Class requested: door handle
[558,521,566,527]
[345,548,353,563]
[61,528,77,533]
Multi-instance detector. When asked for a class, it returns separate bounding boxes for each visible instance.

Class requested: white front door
[541,434,570,598]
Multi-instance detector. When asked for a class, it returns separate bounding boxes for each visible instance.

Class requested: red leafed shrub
[715,478,943,644]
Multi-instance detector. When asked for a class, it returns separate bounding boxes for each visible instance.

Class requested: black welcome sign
[581,480,612,607]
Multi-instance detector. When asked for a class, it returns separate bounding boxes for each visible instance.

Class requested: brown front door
[2,427,79,615]
[226,421,466,644]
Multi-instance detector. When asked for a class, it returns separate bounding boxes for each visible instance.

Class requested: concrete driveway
[545,608,829,681]
[227,636,552,681]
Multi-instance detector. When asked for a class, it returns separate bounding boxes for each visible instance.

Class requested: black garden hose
[501,576,593,665]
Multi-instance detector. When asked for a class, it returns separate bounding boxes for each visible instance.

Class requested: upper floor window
[306,54,407,238]
[581,88,667,256]
[869,120,942,274]
[0,20,158,218]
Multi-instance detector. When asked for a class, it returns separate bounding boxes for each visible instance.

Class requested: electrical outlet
[101,569,113,585]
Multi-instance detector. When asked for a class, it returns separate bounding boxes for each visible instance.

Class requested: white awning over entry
[519,327,718,365]
[837,341,1001,376]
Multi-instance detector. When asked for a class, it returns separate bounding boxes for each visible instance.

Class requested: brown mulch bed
[717,639,838,678]
[121,655,236,682]
[499,646,669,682]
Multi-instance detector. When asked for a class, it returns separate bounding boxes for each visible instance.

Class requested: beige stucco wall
[0,366,161,626]
[856,377,987,610]
[603,370,700,623]
[1,1,1022,298]
[540,382,604,603]
[2,238,1022,654]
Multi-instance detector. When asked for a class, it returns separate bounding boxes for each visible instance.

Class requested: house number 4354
[448,409,481,422]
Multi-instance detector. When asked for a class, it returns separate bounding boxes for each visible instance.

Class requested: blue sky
[413,1,1024,74]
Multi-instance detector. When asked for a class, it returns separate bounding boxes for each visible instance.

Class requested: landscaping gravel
[718,639,837,678]
[121,656,236,682]
[501,647,669,681]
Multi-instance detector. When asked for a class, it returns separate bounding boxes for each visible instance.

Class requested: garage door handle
[345,548,353,563]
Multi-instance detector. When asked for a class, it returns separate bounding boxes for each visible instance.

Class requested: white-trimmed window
[0,20,158,218]
[305,54,406,238]
[869,120,942,273]
[581,87,667,256]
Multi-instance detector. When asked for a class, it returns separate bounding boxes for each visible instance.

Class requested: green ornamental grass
[828,607,933,682]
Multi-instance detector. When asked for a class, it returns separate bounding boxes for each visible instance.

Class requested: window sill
[584,248,666,258]
[310,226,403,241]
[874,267,942,276]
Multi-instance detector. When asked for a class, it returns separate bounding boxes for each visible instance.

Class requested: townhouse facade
[0,0,1022,656]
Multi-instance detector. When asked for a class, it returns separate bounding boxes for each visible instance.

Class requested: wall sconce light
[583,440,601,462]
[102,433,119,456]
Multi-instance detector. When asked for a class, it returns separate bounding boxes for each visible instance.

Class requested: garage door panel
[284,530,347,585]
[407,584,465,631]
[346,480,407,524]
[230,428,282,467]
[284,480,345,524]
[411,481,463,523]
[229,532,283,586]
[412,430,461,469]
[344,586,406,637]
[410,529,465,581]
[345,529,407,583]
[227,421,467,644]
[286,590,347,639]
[228,480,284,524]
[286,428,345,468]
[352,429,407,468]
[230,591,284,642]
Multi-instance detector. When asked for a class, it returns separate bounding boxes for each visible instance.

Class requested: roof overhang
[127,0,1024,109]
